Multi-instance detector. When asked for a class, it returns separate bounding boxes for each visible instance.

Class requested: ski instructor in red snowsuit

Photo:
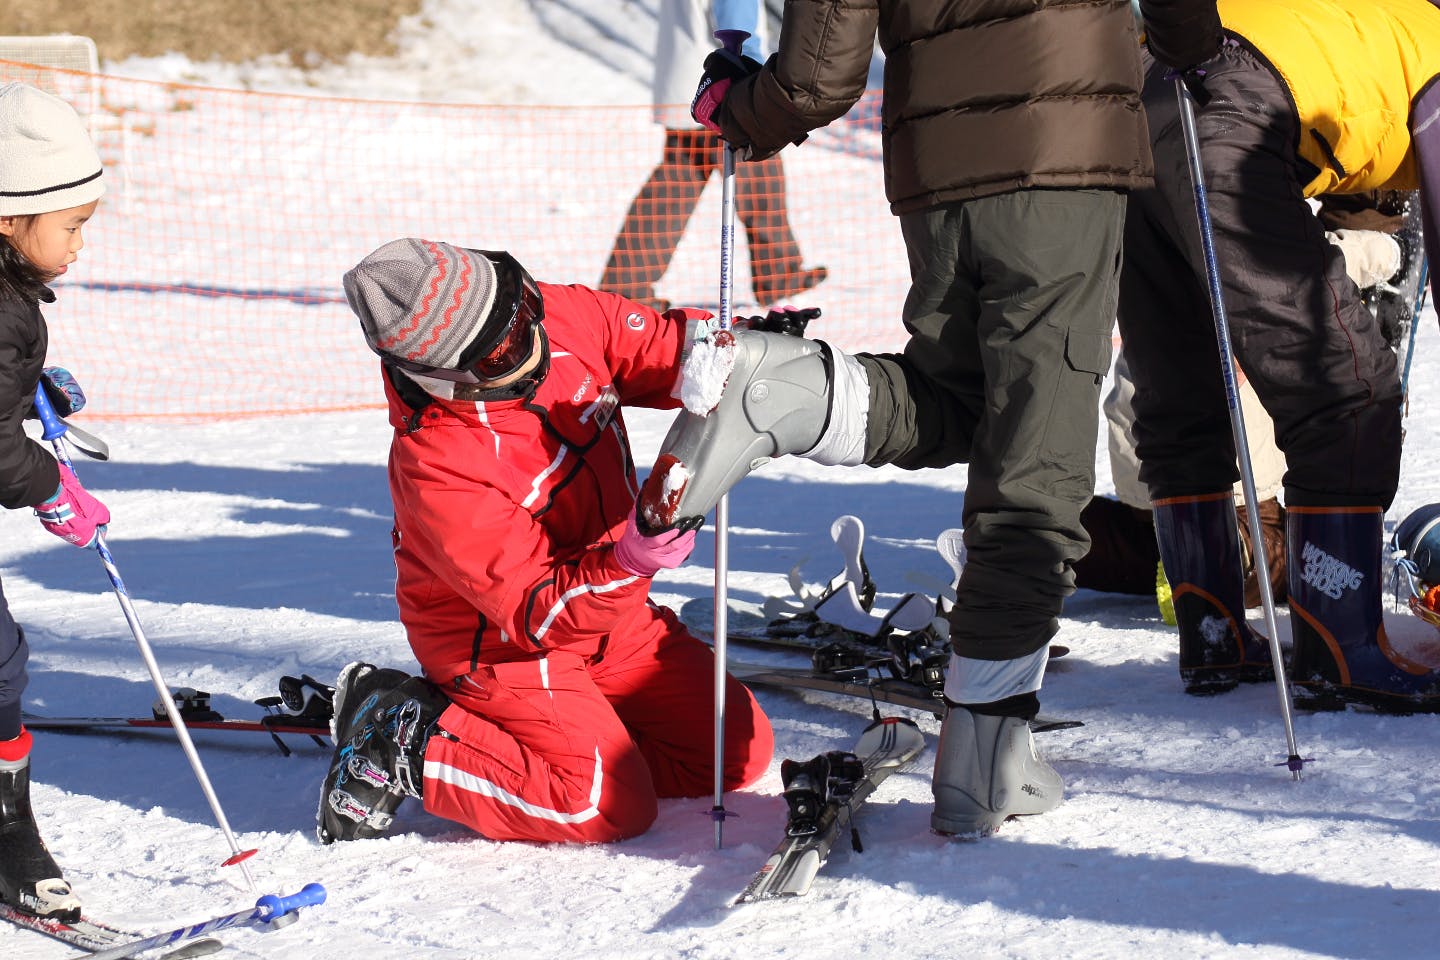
[317,238,773,846]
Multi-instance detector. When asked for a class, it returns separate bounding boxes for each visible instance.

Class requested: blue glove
[39,366,86,417]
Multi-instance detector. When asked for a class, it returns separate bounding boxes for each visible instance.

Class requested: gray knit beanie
[344,238,500,373]
[0,82,105,216]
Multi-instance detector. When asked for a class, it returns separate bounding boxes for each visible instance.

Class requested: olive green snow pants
[858,189,1127,660]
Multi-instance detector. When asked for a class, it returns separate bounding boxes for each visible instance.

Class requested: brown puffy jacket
[716,0,1153,214]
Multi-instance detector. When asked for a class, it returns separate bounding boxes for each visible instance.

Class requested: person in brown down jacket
[635,0,1152,838]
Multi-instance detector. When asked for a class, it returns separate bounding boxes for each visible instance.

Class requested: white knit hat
[0,82,105,216]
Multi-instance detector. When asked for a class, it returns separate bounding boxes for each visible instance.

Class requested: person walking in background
[0,81,110,921]
[1122,0,1440,712]
[318,238,773,846]
[638,0,1152,838]
[597,0,826,312]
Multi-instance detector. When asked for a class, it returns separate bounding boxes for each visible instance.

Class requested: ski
[734,716,925,902]
[0,902,221,958]
[22,713,330,754]
[728,658,1081,731]
[23,676,336,756]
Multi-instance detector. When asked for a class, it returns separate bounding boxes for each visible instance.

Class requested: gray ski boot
[640,329,866,531]
[317,662,447,844]
[0,750,81,921]
[930,706,1063,838]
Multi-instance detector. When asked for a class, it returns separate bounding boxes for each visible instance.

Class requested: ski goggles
[385,249,545,384]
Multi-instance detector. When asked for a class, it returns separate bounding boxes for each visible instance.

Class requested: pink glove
[691,75,732,134]
[33,463,109,548]
[690,49,762,135]
[613,507,697,577]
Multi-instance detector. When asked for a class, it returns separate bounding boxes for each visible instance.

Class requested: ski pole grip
[256,882,327,920]
[32,381,68,441]
[714,28,750,56]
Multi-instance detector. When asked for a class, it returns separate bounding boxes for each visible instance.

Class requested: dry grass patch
[0,0,424,64]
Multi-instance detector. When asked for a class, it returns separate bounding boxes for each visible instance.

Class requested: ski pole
[708,26,750,850]
[32,384,262,888]
[1399,255,1428,410]
[1174,76,1308,777]
[84,883,326,960]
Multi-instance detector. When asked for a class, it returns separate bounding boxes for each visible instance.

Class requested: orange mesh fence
[1,60,910,420]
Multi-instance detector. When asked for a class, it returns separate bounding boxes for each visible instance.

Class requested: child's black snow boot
[0,732,82,922]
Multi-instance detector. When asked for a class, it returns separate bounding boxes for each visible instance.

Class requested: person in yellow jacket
[1125,0,1440,711]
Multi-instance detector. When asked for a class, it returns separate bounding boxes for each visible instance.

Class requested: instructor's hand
[613,506,697,577]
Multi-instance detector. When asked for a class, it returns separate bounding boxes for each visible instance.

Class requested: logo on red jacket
[625,312,646,330]
[579,384,620,428]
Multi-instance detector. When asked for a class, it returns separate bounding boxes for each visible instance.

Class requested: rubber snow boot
[317,662,447,844]
[1153,494,1275,695]
[640,329,867,530]
[0,736,82,922]
[930,706,1062,838]
[1288,506,1440,713]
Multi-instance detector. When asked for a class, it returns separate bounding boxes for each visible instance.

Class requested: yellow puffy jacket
[1219,0,1440,196]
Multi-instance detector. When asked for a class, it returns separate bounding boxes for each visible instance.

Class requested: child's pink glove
[33,463,109,548]
[612,507,697,577]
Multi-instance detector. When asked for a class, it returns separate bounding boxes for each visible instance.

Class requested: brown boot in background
[1238,497,1286,608]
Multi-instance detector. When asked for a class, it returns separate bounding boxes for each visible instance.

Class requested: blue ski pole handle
[85,884,327,960]
[33,380,69,442]
[34,378,111,459]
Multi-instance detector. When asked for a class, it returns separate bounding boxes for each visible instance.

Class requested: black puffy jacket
[0,289,60,509]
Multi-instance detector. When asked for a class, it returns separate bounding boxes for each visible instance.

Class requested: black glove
[735,305,821,338]
[690,48,764,134]
[1140,0,1224,72]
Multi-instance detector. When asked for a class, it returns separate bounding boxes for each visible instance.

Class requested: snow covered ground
[4,2,1440,958]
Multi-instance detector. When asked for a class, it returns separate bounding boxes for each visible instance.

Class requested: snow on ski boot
[1288,506,1440,713]
[317,662,447,843]
[0,733,81,922]
[1153,494,1275,695]
[930,705,1062,838]
[639,328,868,531]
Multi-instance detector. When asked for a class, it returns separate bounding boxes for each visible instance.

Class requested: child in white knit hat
[0,81,110,923]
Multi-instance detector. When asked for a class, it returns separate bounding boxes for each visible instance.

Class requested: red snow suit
[382,282,773,843]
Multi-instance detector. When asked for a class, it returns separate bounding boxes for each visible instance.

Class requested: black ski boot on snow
[1,745,82,921]
[317,662,448,844]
